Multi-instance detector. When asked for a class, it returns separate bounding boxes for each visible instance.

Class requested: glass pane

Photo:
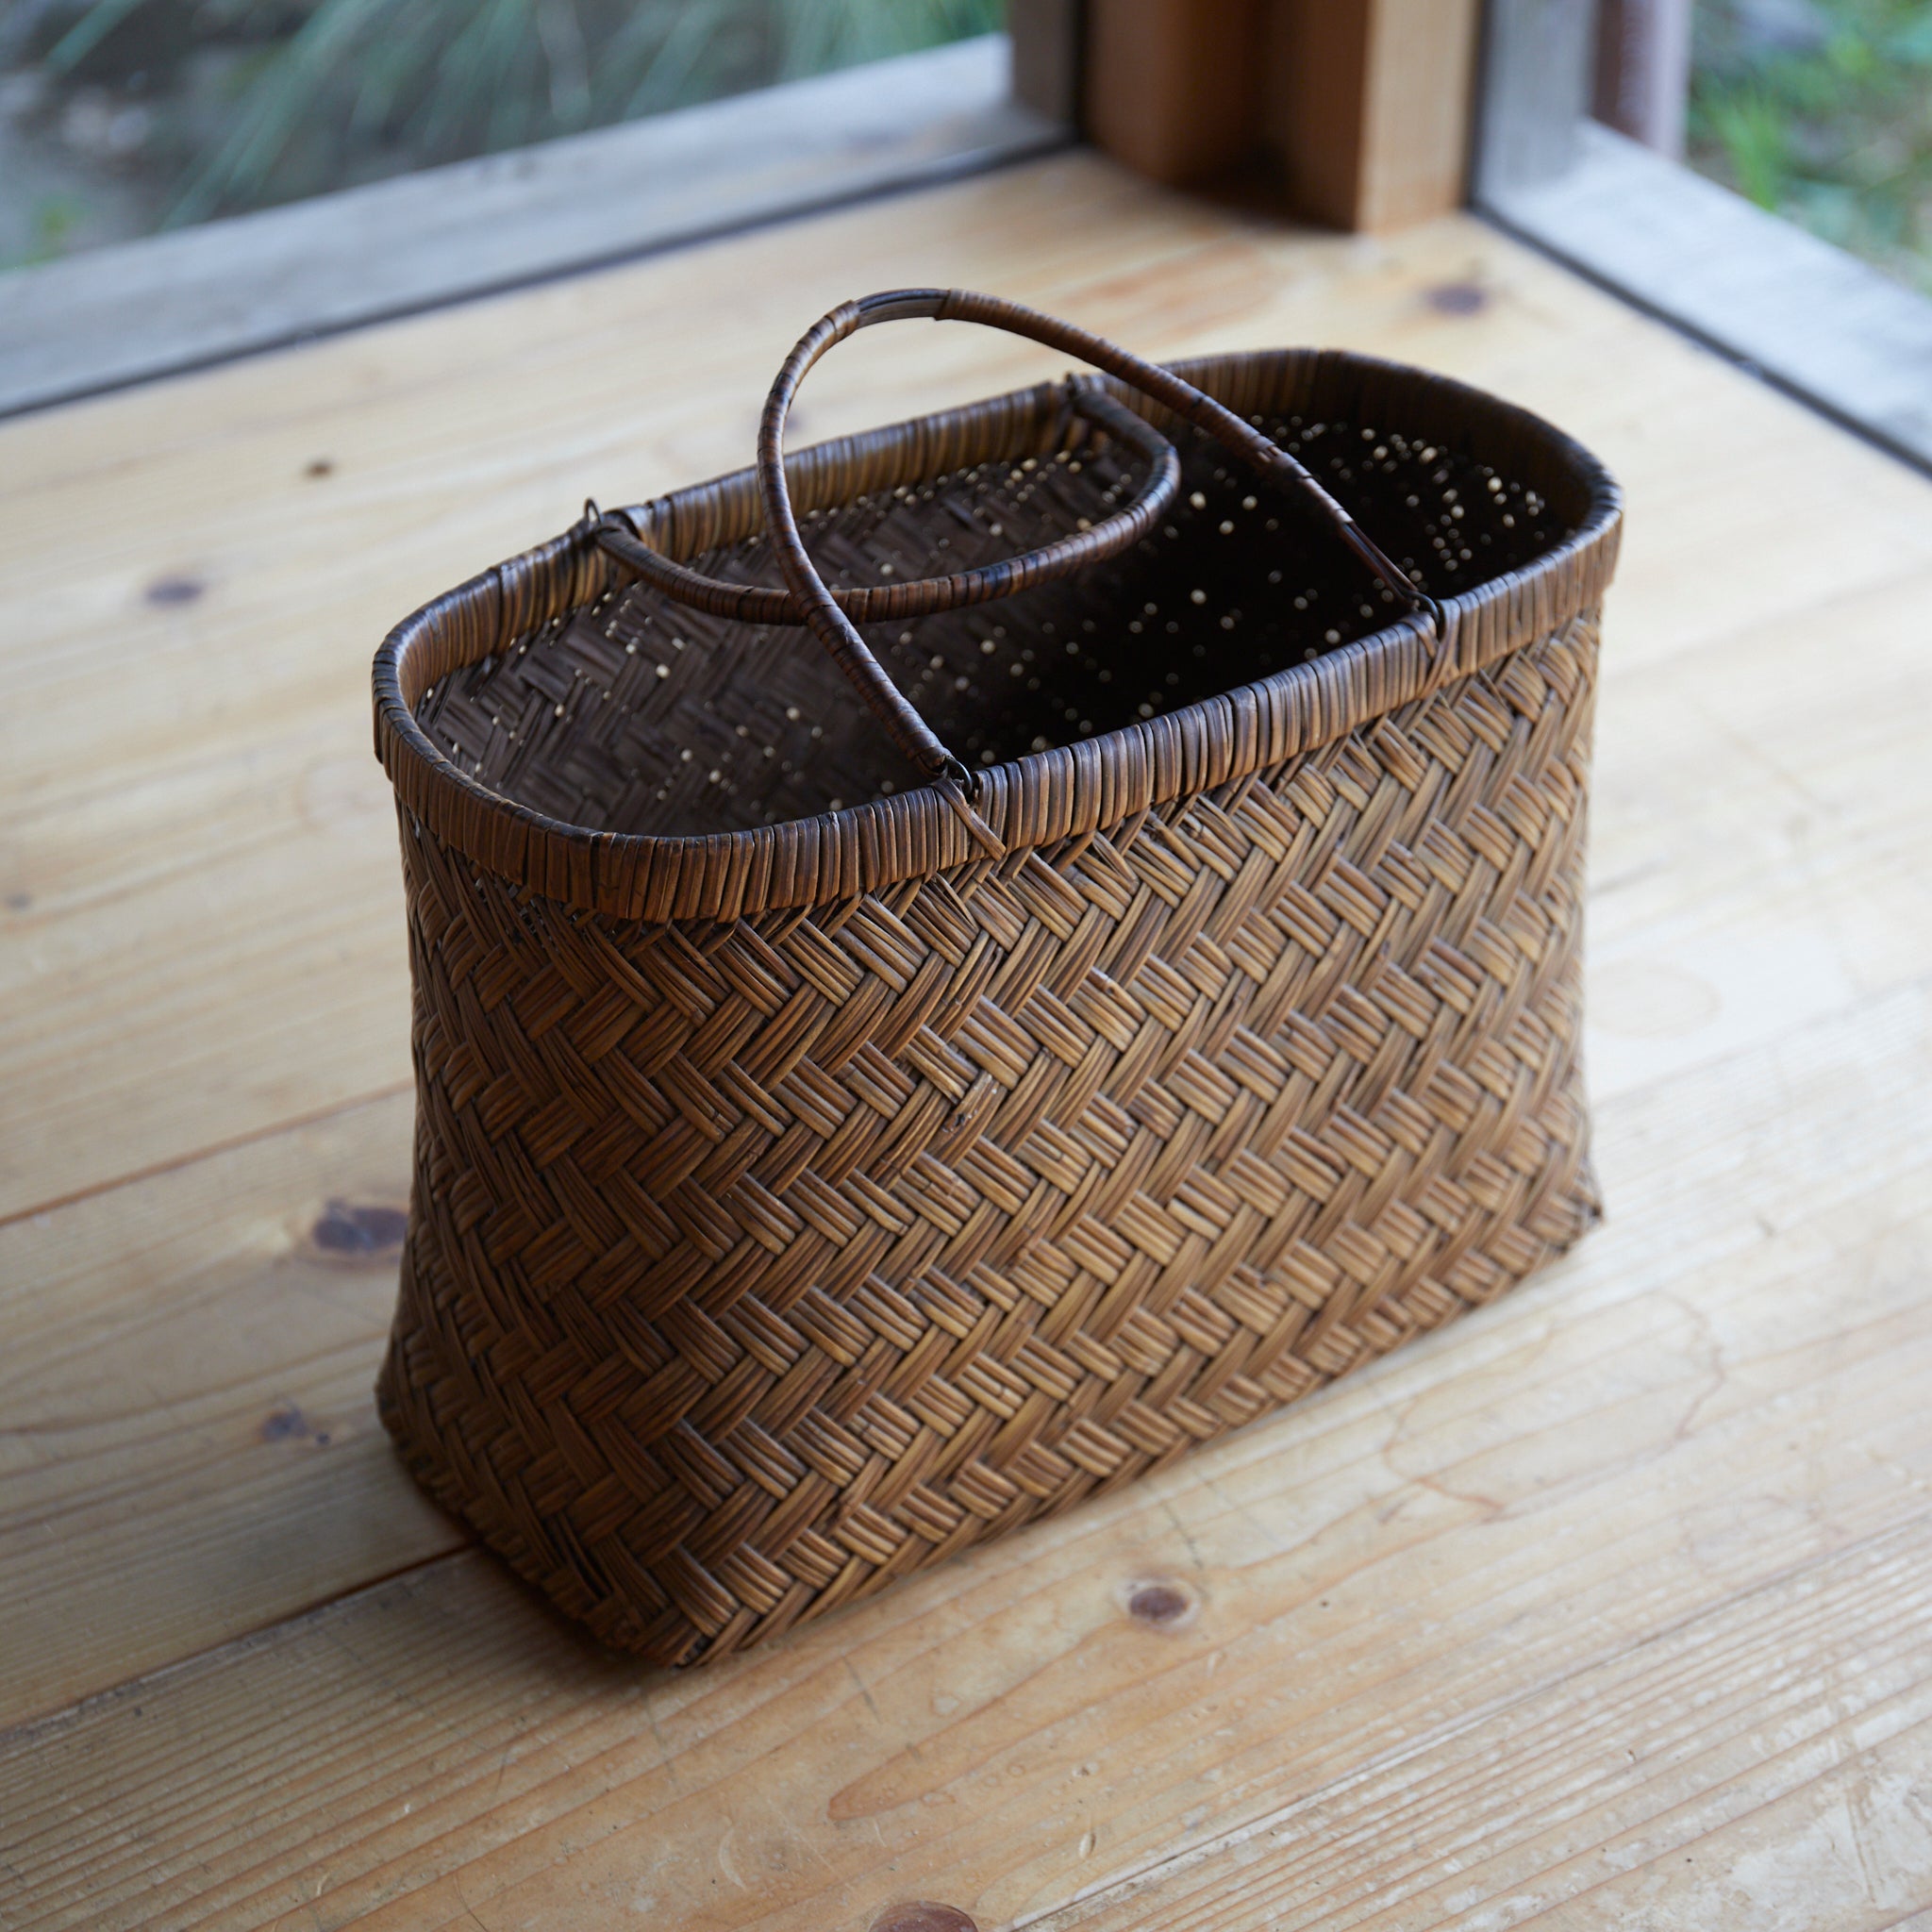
[0,0,1002,269]
[1688,0,1932,294]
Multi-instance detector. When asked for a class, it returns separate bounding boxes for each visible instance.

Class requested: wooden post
[1594,0,1693,159]
[1262,0,1481,230]
[1009,0,1084,125]
[1080,0,1268,189]
[1071,0,1481,229]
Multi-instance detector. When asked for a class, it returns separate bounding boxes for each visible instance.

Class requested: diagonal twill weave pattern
[377,612,1602,1665]
[374,328,1621,1663]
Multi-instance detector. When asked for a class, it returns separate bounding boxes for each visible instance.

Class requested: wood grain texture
[1087,0,1478,229]
[1355,0,1481,230]
[1083,0,1265,188]
[1263,0,1482,231]
[1039,1518,1932,1930]
[7,980,1932,1928]
[0,1092,455,1729]
[4,150,1932,1929]
[1260,0,1373,226]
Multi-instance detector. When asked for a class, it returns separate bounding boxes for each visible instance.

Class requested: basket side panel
[378,615,1602,1665]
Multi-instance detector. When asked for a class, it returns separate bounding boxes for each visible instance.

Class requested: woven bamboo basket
[374,291,1622,1665]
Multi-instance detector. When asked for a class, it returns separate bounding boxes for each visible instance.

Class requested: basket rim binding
[373,346,1623,925]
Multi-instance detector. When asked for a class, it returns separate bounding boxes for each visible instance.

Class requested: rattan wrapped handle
[757,289,1445,796]
[591,378,1182,626]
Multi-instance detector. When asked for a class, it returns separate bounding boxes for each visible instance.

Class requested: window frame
[1473,0,1932,475]
[0,32,1067,419]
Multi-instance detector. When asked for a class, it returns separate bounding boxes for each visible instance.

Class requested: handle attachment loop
[591,378,1182,631]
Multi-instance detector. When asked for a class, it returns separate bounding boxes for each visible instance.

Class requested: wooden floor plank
[1038,1518,1932,1931]
[6,976,1932,1929]
[0,1092,455,1729]
[7,158,1932,1222]
[1582,565,1932,1100]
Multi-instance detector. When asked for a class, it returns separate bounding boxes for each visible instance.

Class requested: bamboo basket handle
[758,290,1444,798]
[591,379,1183,625]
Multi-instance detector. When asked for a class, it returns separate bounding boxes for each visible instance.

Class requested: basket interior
[415,398,1574,841]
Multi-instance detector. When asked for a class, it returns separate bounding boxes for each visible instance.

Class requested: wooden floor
[4,151,1932,1930]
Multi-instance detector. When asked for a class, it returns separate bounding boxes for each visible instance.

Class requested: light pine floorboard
[2,152,1930,1928]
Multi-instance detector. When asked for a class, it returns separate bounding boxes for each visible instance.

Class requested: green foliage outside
[1690,0,1932,292]
[0,0,999,254]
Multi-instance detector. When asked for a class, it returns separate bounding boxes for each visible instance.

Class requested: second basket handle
[758,289,1442,800]
[593,378,1181,626]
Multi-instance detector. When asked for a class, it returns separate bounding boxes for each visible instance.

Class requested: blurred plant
[1690,0,1932,292]
[16,0,999,225]
[28,190,85,258]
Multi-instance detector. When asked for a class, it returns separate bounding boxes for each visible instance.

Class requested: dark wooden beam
[1066,0,1479,229]
[1082,0,1267,189]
